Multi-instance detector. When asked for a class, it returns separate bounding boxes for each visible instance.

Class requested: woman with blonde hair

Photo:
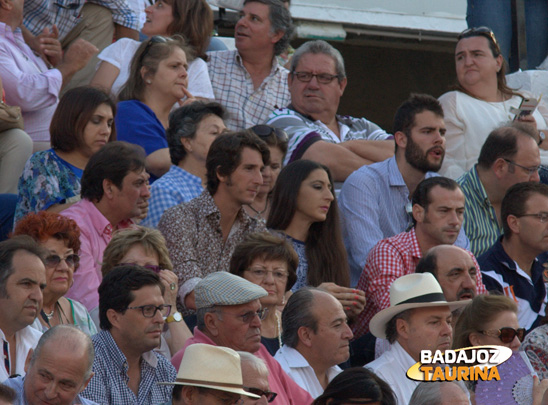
[99,226,192,357]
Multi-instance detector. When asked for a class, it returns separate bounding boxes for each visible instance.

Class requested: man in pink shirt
[171,272,313,405]
[62,141,150,311]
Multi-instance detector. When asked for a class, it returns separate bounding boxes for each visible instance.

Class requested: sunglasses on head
[481,327,526,343]
[251,125,288,143]
[140,35,171,64]
[243,387,277,402]
[45,254,79,268]
[458,26,501,52]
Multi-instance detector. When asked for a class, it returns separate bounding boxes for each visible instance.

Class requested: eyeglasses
[458,26,501,52]
[45,254,79,268]
[481,327,526,343]
[140,35,170,64]
[292,71,340,84]
[515,212,548,223]
[503,159,540,177]
[126,304,172,318]
[245,268,289,281]
[118,263,161,274]
[215,308,269,323]
[243,387,277,402]
[251,124,289,142]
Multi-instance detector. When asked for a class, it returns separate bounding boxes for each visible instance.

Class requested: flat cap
[195,271,268,309]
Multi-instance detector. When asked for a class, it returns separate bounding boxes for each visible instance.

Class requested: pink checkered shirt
[352,228,486,338]
[207,50,290,131]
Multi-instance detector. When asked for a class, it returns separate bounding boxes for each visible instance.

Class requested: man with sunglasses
[457,123,541,257]
[266,39,394,182]
[478,182,548,333]
[80,265,176,404]
[0,236,46,382]
[170,272,313,405]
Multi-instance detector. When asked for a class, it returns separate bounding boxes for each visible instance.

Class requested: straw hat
[158,343,260,398]
[369,273,470,339]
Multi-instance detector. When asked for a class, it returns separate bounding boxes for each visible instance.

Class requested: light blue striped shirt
[143,165,203,228]
[339,156,470,286]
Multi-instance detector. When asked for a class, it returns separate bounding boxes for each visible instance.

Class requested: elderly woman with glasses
[115,36,195,182]
[12,211,96,335]
[438,26,548,180]
[243,125,289,224]
[229,232,298,356]
[100,226,192,357]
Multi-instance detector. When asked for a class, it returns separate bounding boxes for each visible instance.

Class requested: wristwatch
[166,312,183,323]
[539,130,545,146]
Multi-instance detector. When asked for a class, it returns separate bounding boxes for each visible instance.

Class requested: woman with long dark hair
[267,159,365,319]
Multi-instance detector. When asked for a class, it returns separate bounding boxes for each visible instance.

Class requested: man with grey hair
[266,39,394,181]
[2,325,97,405]
[239,351,277,404]
[207,0,293,131]
[274,288,353,398]
[408,381,469,405]
[170,271,312,404]
[0,236,46,382]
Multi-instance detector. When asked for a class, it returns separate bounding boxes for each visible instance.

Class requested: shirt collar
[235,50,281,77]
[388,156,406,187]
[467,165,493,208]
[201,190,255,226]
[97,330,159,370]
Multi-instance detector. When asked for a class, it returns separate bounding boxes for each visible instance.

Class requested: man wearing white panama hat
[366,273,470,405]
[159,343,260,404]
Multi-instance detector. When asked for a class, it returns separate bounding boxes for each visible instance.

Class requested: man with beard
[266,40,394,182]
[339,94,470,286]
[352,177,486,338]
[457,123,541,256]
[478,182,548,332]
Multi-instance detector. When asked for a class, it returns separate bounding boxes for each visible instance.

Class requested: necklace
[43,308,55,320]
[247,199,269,216]
[275,311,282,348]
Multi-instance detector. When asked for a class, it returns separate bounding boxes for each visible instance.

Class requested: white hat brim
[369,299,471,339]
[157,381,260,398]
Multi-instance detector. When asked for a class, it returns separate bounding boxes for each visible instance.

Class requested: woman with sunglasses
[91,0,214,100]
[439,26,548,180]
[143,101,227,228]
[100,226,192,357]
[12,211,96,335]
[267,160,366,321]
[243,125,289,224]
[115,36,194,181]
[15,86,116,224]
[453,295,524,351]
[229,232,298,356]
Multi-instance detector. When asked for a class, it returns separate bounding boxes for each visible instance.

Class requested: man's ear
[106,308,121,329]
[270,30,284,46]
[204,312,219,337]
[394,131,408,149]
[492,157,507,179]
[412,203,425,224]
[102,179,115,199]
[80,371,95,392]
[396,317,410,340]
[297,326,313,348]
[506,214,520,235]
[24,349,33,373]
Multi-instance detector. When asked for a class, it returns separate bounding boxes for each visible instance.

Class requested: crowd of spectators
[4,0,548,403]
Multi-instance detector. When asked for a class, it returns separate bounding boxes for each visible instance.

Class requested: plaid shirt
[80,330,176,405]
[352,229,486,338]
[142,165,203,228]
[207,50,290,131]
[23,0,139,41]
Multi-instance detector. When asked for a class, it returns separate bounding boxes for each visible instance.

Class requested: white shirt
[97,38,215,99]
[366,341,418,405]
[0,326,42,381]
[439,90,548,179]
[274,345,342,398]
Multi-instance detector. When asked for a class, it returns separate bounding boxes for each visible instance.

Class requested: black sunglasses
[458,26,501,52]
[243,387,277,402]
[251,125,288,143]
[140,35,170,64]
[481,327,526,343]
